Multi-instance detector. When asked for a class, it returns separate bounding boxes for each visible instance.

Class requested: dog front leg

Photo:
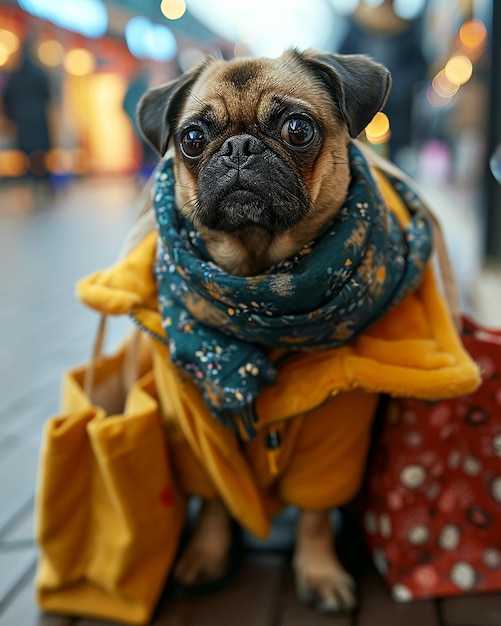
[174,498,233,589]
[293,508,356,613]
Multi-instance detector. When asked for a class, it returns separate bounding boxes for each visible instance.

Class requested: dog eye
[180,128,207,158]
[281,118,315,147]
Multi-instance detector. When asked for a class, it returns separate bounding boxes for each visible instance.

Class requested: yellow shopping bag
[35,318,186,624]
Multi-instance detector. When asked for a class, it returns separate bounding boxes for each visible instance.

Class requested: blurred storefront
[0,0,226,180]
[0,0,499,258]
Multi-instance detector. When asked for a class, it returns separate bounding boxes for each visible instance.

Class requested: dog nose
[221,134,264,167]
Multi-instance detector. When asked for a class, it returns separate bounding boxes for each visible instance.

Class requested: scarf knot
[153,144,432,438]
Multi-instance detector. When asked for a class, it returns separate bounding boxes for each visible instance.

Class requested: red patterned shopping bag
[360,316,501,601]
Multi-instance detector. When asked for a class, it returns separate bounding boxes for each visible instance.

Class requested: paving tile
[74,553,286,626]
[441,593,501,626]
[356,562,440,626]
[0,571,73,626]
[0,545,37,607]
[74,618,123,626]
[0,437,41,532]
[0,503,35,545]
[0,391,58,446]
[0,435,18,461]
[1,170,501,626]
[147,552,286,626]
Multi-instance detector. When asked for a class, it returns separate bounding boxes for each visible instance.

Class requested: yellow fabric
[35,345,186,625]
[150,345,382,537]
[76,170,480,414]
[67,165,482,594]
[78,231,159,316]
[152,345,275,538]
[246,389,380,508]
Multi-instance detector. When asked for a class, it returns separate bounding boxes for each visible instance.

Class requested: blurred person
[338,0,427,164]
[2,39,53,186]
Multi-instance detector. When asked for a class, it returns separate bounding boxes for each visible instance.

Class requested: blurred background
[0,0,500,309]
[0,4,500,615]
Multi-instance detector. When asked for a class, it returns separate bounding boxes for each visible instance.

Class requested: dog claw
[316,598,341,614]
[297,582,355,614]
[294,562,357,613]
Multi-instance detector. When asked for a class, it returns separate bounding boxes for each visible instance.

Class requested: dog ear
[136,65,204,155]
[300,51,392,139]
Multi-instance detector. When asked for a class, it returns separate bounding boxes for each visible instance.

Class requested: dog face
[137,50,391,275]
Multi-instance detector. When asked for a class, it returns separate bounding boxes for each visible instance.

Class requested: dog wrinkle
[223,63,261,89]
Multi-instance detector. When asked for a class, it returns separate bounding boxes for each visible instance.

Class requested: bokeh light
[64,48,96,76]
[365,112,391,145]
[425,15,485,111]
[432,69,459,99]
[426,85,452,108]
[125,16,177,61]
[234,42,251,58]
[327,0,359,15]
[0,44,10,67]
[45,148,75,174]
[17,0,108,38]
[444,55,473,86]
[459,19,487,50]
[38,39,65,67]
[178,46,206,72]
[393,0,427,20]
[188,0,334,57]
[160,0,186,21]
[236,20,261,46]
[0,29,19,54]
[0,150,29,177]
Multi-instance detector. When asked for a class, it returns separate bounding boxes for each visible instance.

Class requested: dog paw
[173,498,234,592]
[174,543,228,586]
[293,555,357,613]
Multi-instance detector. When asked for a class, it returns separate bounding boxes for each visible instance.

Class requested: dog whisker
[185,88,209,109]
[174,182,197,192]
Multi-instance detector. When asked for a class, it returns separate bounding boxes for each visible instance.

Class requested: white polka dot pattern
[360,319,501,600]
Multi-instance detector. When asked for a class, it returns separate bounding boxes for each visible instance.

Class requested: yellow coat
[77,167,480,539]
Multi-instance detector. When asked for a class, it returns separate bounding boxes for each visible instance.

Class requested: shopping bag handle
[355,140,462,329]
[84,314,141,397]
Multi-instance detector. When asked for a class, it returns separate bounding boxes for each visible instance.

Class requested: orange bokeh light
[459,19,487,49]
[0,150,29,176]
[365,112,391,145]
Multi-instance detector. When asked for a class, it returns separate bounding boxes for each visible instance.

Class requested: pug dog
[137,49,391,612]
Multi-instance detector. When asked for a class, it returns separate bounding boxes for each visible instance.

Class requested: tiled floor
[0,177,137,624]
[0,173,500,625]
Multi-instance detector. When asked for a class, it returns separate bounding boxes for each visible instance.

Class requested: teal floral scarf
[150,143,432,437]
